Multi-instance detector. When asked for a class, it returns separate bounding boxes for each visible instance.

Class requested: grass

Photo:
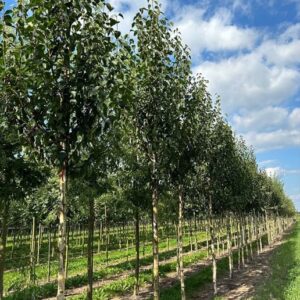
[69,250,208,300]
[253,220,300,300]
[4,233,207,299]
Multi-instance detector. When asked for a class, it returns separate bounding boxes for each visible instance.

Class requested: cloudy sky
[5,0,300,210]
[109,0,300,210]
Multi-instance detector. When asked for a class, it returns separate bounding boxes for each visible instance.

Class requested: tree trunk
[206,222,209,259]
[240,217,245,267]
[57,162,67,300]
[134,207,140,297]
[105,204,109,266]
[178,185,186,300]
[30,216,36,283]
[249,216,253,260]
[37,223,42,265]
[237,218,241,269]
[0,202,9,299]
[98,221,102,253]
[265,211,270,245]
[226,215,233,279]
[208,195,217,295]
[47,228,51,282]
[87,197,95,300]
[151,154,159,300]
[65,226,69,279]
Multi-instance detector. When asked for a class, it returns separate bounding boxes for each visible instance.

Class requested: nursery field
[2,215,294,299]
[0,1,297,300]
[3,221,213,299]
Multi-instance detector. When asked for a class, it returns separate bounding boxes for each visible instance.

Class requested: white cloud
[244,129,300,152]
[258,40,300,67]
[113,1,300,155]
[191,20,300,116]
[232,106,300,151]
[265,167,300,177]
[232,106,288,132]
[280,23,300,41]
[174,6,258,56]
[289,108,300,128]
[195,53,300,113]
[265,167,282,177]
[229,0,251,14]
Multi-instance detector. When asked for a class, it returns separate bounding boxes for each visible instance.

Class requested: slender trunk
[126,238,129,262]
[10,233,16,260]
[87,198,95,300]
[255,215,260,255]
[37,224,42,265]
[265,211,270,245]
[259,216,263,253]
[178,185,186,300]
[167,222,170,251]
[98,221,101,253]
[206,222,209,259]
[249,216,253,260]
[226,215,233,279]
[30,216,36,283]
[105,204,109,266]
[208,195,217,295]
[189,220,193,252]
[244,217,248,263]
[134,207,140,297]
[0,202,9,299]
[237,218,241,269]
[152,154,159,300]
[240,217,245,267]
[81,227,85,256]
[65,226,69,279]
[176,224,180,277]
[47,228,51,282]
[57,162,67,300]
[52,229,56,258]
[216,226,220,256]
[142,223,146,258]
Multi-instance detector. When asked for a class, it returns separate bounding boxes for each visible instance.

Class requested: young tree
[131,1,192,297]
[167,74,217,299]
[1,1,124,298]
[119,128,151,295]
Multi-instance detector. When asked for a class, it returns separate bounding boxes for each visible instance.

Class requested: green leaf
[110,18,119,26]
[106,3,114,11]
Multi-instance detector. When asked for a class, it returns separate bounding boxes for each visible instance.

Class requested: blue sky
[110,0,300,211]
[5,0,300,210]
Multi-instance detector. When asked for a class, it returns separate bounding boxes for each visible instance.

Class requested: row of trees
[0,0,295,299]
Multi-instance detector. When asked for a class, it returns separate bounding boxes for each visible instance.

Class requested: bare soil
[44,228,292,300]
[115,230,291,300]
[190,231,291,300]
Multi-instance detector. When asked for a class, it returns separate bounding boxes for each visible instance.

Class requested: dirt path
[43,228,288,300]
[114,227,293,300]
[190,229,292,300]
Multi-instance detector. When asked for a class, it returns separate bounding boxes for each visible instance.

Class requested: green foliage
[0,0,296,299]
[1,0,125,170]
